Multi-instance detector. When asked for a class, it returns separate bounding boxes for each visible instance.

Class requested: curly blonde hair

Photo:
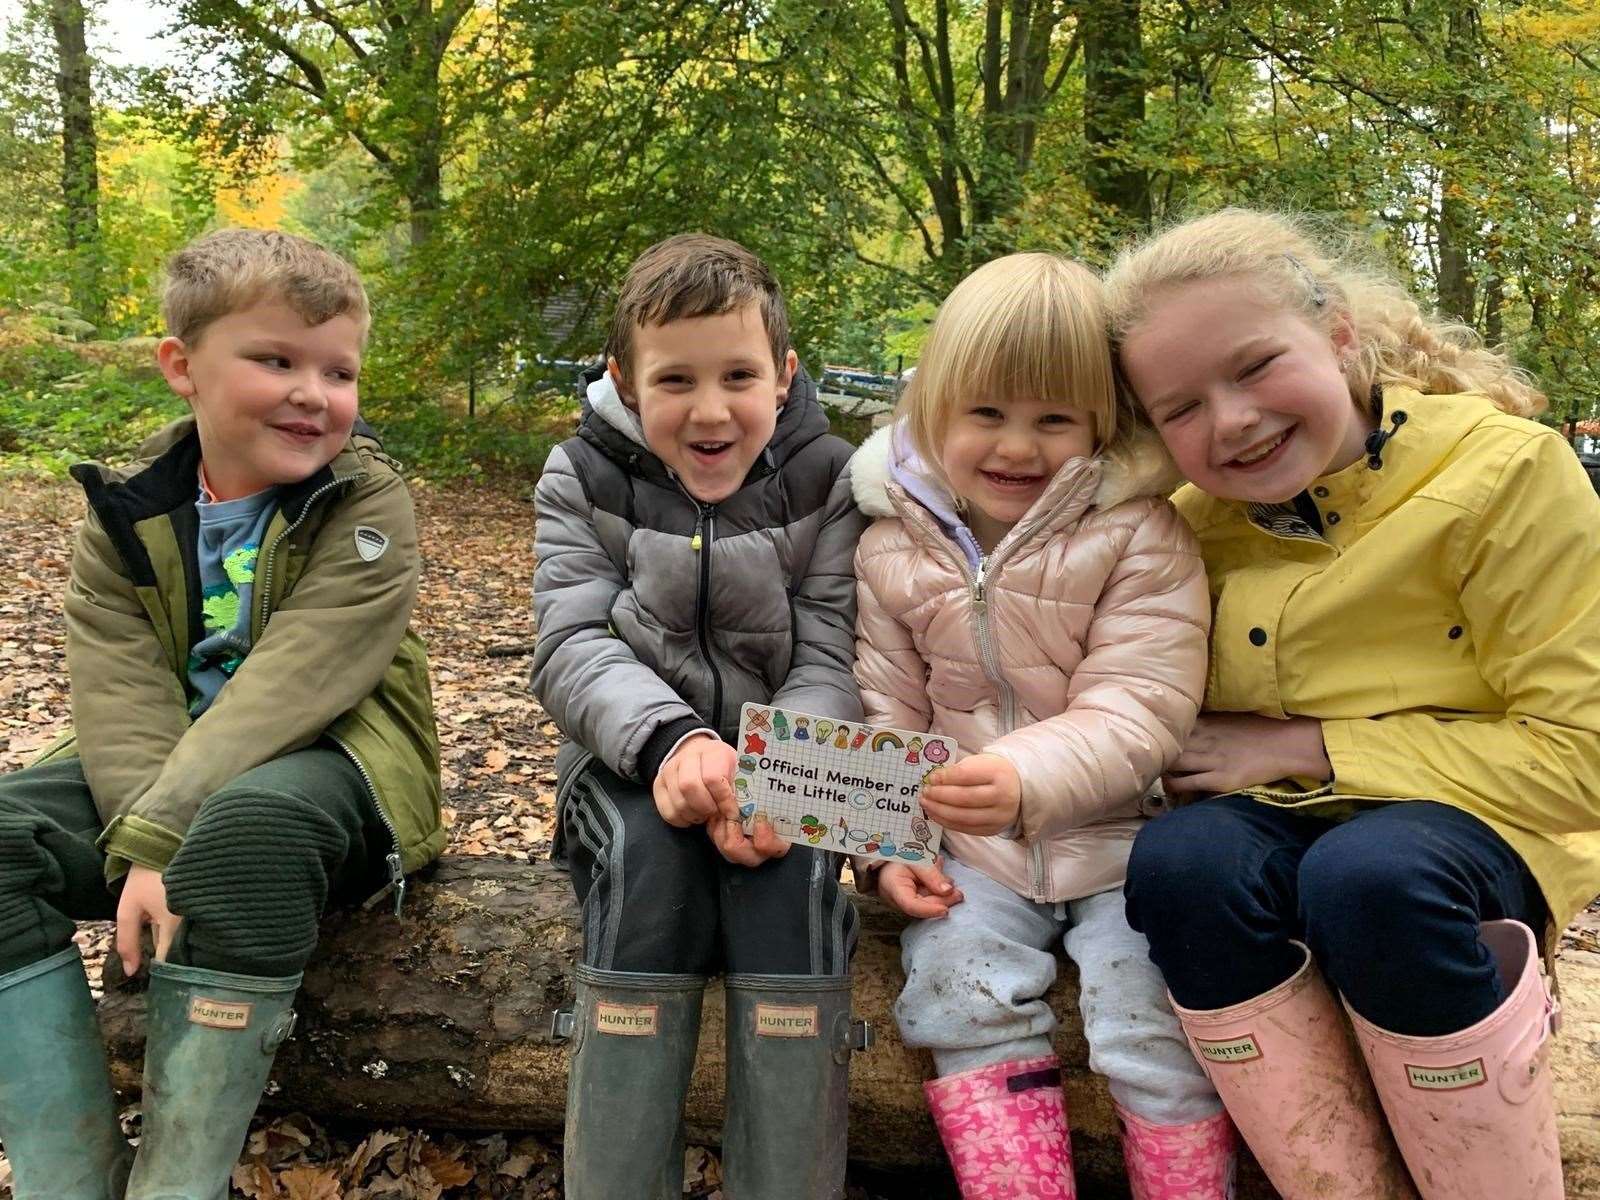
[897,253,1131,472]
[1102,208,1544,418]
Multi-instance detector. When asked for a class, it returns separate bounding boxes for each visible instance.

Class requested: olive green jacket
[37,417,444,898]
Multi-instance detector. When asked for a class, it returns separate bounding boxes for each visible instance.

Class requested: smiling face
[613,302,796,504]
[939,395,1097,550]
[1119,277,1372,504]
[158,298,362,501]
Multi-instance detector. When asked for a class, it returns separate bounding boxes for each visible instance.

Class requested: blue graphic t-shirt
[186,479,279,716]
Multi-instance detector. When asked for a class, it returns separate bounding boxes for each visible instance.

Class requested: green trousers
[0,746,394,977]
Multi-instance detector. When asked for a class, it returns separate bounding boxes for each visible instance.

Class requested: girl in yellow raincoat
[1106,208,1599,1200]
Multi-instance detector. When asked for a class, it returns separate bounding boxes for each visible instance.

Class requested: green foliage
[0,316,182,476]
[363,386,578,484]
[2,0,1596,454]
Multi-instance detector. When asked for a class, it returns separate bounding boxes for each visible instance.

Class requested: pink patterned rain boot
[924,1055,1076,1199]
[1170,943,1418,1199]
[1346,919,1564,1199]
[1115,1104,1237,1199]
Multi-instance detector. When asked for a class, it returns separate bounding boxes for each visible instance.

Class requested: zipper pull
[387,851,406,917]
[691,508,705,552]
[971,558,988,612]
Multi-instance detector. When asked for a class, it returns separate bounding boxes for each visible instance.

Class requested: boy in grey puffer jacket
[531,234,867,1200]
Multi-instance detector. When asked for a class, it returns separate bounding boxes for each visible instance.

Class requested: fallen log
[97,856,1600,1198]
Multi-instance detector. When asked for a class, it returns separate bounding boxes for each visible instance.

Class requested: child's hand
[116,864,180,976]
[653,733,740,828]
[876,858,964,919]
[1163,714,1330,798]
[707,812,791,867]
[920,753,1022,836]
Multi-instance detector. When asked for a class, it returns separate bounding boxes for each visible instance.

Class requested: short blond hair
[897,253,1121,472]
[1103,208,1544,418]
[607,233,788,379]
[162,228,370,345]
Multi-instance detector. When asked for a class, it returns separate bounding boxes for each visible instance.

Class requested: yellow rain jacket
[1176,387,1600,929]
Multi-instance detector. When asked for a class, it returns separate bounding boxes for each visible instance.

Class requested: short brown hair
[607,234,789,377]
[162,228,370,346]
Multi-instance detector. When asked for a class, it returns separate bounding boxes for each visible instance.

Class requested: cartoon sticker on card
[736,703,944,863]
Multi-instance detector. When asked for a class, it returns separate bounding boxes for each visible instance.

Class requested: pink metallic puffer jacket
[850,424,1210,903]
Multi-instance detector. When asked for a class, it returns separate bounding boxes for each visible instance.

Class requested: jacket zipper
[967,553,1045,899]
[899,495,1066,901]
[256,476,408,916]
[691,503,724,732]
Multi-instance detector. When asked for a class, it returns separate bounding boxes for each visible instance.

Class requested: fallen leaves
[222,1114,564,1200]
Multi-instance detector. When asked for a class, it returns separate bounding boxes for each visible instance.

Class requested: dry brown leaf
[419,1144,475,1190]
[345,1131,403,1182]
[233,1161,278,1200]
[279,1164,342,1200]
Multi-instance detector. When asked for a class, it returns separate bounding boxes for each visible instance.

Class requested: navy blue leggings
[1124,796,1547,1037]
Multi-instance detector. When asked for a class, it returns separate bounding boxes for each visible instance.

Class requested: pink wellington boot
[924,1055,1075,1199]
[1169,944,1418,1199]
[1345,919,1564,1199]
[1115,1104,1237,1199]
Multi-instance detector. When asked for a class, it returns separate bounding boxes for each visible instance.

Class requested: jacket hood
[577,361,831,489]
[849,419,1181,531]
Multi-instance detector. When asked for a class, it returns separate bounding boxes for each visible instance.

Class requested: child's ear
[607,356,637,409]
[156,336,198,399]
[776,349,799,405]
[1329,310,1359,361]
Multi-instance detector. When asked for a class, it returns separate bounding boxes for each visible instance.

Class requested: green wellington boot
[556,965,707,1200]
[721,973,870,1200]
[124,961,300,1200]
[0,946,131,1200]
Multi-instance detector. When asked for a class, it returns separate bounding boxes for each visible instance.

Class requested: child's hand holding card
[735,703,946,864]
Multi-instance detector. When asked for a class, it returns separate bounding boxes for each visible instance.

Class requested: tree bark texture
[98,856,1600,1197]
[1081,0,1148,226]
[47,0,103,324]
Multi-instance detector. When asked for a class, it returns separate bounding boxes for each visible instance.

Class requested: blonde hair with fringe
[163,228,370,346]
[1102,208,1544,418]
[897,253,1123,475]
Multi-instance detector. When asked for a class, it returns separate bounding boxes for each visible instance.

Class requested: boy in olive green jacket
[0,229,442,1200]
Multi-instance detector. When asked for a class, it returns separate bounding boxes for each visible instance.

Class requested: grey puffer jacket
[531,365,866,786]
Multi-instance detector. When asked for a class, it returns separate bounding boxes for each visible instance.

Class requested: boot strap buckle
[550,1007,576,1042]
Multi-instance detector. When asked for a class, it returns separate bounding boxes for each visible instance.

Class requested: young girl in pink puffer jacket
[851,254,1228,1200]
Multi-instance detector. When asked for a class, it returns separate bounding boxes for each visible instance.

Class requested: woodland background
[2,0,1598,478]
[2,3,1599,1197]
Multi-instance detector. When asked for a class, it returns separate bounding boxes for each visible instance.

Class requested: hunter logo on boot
[594,1002,657,1035]
[755,1003,819,1037]
[188,997,253,1029]
[1405,1058,1486,1090]
[1193,1034,1262,1064]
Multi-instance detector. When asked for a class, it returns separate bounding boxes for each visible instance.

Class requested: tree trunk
[96,856,1600,1195]
[47,0,103,325]
[1435,6,1479,324]
[1081,0,1148,227]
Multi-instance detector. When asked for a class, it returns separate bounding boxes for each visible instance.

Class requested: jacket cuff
[851,856,887,893]
[98,813,183,876]
[1319,718,1369,793]
[639,718,718,783]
